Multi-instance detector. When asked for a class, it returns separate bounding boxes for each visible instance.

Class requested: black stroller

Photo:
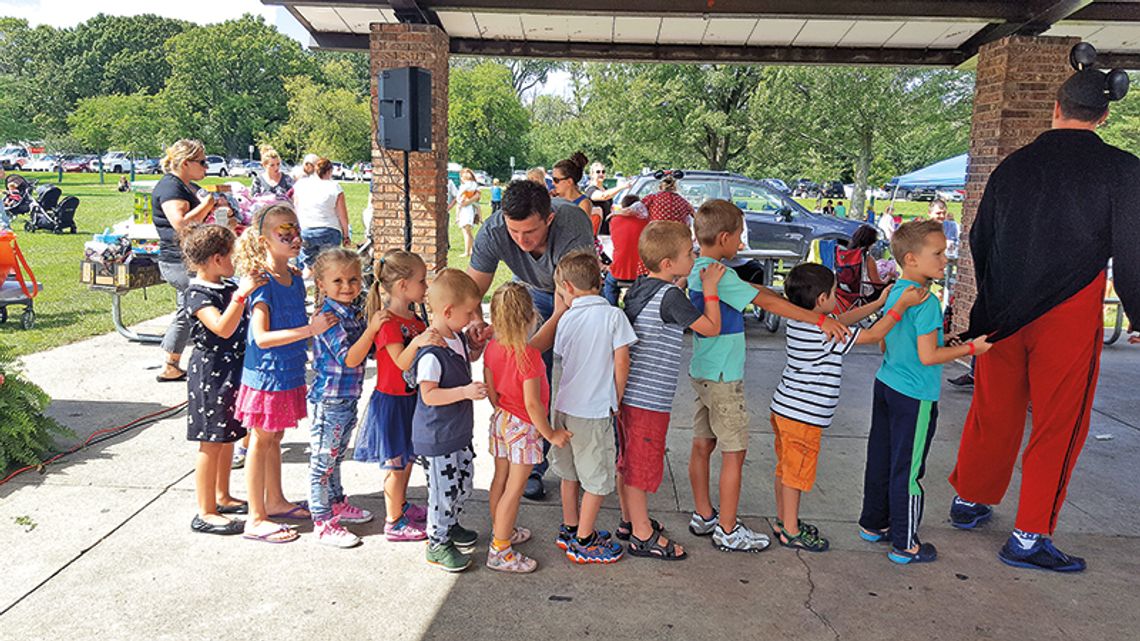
[3,175,79,234]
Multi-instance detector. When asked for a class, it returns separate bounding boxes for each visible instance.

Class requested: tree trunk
[852,128,873,222]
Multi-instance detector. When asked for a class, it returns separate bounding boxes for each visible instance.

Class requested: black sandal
[777,526,830,553]
[628,531,687,561]
[616,518,664,541]
[191,515,245,536]
[156,360,187,383]
[217,502,249,515]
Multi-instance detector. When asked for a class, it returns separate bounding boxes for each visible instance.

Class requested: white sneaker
[712,523,770,553]
[315,516,361,548]
[486,545,537,573]
[332,499,374,525]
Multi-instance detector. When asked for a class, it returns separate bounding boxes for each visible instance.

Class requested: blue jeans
[308,398,358,521]
[299,227,343,270]
[603,272,634,306]
[530,288,555,480]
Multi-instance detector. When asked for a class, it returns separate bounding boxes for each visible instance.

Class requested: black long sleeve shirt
[966,129,1140,341]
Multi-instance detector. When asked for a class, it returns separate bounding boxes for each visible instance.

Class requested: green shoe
[778,526,830,553]
[448,523,478,548]
[427,542,472,572]
[772,519,819,539]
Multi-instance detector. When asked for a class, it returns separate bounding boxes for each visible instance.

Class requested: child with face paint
[233,202,338,543]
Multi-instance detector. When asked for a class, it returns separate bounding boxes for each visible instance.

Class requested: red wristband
[967,342,976,356]
[887,309,902,322]
[816,313,827,328]
[704,295,719,303]
[232,293,246,305]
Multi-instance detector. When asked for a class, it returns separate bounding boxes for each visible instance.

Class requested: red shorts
[616,404,670,493]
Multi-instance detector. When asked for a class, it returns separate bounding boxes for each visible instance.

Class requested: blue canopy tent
[888,153,968,193]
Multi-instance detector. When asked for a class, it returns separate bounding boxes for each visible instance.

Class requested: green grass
[0,174,501,357]
[792,198,963,221]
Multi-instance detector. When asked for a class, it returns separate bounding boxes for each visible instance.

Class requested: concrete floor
[2,314,1139,640]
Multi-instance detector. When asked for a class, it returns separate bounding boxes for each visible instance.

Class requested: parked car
[360,163,373,180]
[819,180,845,199]
[908,186,938,201]
[761,178,790,193]
[229,160,260,178]
[61,155,90,172]
[618,170,864,258]
[510,170,528,182]
[25,155,62,172]
[936,188,964,202]
[792,178,819,198]
[98,151,133,173]
[473,170,492,186]
[204,155,228,176]
[134,158,161,174]
[330,162,347,180]
[0,145,30,170]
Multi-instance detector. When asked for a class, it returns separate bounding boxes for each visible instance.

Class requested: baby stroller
[24,183,79,234]
[0,229,40,329]
[834,245,889,316]
[3,174,35,217]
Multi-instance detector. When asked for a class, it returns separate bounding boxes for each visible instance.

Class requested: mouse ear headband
[1069,42,1130,103]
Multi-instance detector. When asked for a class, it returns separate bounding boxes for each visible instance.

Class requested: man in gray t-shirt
[466,179,594,499]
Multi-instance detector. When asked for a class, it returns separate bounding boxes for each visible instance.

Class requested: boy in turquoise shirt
[687,199,850,553]
[857,219,991,565]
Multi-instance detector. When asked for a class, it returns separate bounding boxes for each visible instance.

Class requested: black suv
[619,170,864,258]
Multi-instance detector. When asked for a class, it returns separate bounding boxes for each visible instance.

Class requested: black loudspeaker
[376,67,432,152]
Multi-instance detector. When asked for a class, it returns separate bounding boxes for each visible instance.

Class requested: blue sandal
[888,542,938,565]
[859,527,890,543]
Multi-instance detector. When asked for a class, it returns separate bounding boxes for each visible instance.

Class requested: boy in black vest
[409,269,488,572]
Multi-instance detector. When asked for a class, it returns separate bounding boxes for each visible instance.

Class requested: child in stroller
[3,175,78,234]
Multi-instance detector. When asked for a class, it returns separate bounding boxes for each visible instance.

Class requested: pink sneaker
[385,516,427,542]
[332,499,374,525]
[315,517,360,548]
[404,502,428,526]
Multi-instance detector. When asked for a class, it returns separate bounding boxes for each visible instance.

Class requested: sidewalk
[2,314,1139,640]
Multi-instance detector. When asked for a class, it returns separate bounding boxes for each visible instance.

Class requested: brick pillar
[369,24,450,273]
[953,35,1079,334]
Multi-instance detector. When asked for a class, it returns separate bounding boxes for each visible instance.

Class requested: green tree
[162,14,314,157]
[67,93,171,155]
[267,76,372,163]
[315,50,371,96]
[750,67,973,215]
[448,62,530,178]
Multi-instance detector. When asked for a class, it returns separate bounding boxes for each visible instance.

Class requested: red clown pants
[949,272,1106,535]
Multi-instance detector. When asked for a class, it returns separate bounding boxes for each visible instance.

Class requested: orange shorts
[770,413,823,492]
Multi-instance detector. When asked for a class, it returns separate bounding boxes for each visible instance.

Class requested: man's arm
[466,268,494,300]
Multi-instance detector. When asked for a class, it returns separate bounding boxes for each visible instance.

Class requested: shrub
[0,344,72,471]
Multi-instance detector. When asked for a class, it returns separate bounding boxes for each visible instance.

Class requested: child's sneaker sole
[427,558,472,573]
[566,549,624,564]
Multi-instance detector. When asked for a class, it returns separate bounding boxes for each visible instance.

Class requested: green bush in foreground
[0,344,72,470]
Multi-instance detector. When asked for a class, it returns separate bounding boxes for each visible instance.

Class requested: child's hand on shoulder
[897,285,930,308]
[236,272,268,298]
[367,309,392,334]
[699,261,726,292]
[463,381,488,401]
[548,429,572,448]
[308,310,338,336]
[819,316,851,343]
[874,283,893,308]
[970,335,993,356]
[412,328,446,349]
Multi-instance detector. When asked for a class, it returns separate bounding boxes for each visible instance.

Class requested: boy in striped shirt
[771,263,928,552]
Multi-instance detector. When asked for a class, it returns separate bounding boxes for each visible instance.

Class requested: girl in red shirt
[355,249,442,541]
[483,283,569,572]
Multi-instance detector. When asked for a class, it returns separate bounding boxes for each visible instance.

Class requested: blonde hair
[161,139,205,174]
[554,249,602,292]
[526,167,546,184]
[460,168,475,182]
[364,249,426,319]
[693,199,743,247]
[891,219,945,263]
[428,268,482,308]
[490,282,537,373]
[639,220,692,272]
[259,146,281,163]
[235,202,297,276]
[311,247,363,311]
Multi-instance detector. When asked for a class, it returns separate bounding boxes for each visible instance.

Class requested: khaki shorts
[691,378,750,452]
[549,412,616,495]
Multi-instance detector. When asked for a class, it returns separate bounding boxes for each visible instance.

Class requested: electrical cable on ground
[0,401,188,486]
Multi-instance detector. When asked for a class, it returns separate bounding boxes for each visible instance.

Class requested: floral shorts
[489,409,545,466]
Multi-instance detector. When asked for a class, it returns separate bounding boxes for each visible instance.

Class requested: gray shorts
[549,412,616,496]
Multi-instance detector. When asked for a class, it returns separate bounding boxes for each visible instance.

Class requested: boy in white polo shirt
[550,250,638,564]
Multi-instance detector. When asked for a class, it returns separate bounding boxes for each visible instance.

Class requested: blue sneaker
[998,536,1086,572]
[888,542,938,565]
[556,525,610,551]
[859,527,890,543]
[567,532,624,564]
[950,496,993,529]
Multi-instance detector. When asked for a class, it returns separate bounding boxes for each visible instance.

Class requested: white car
[99,151,133,173]
[204,155,228,176]
[473,170,492,186]
[0,145,30,170]
[936,188,964,202]
[25,155,62,172]
[360,163,373,180]
[511,170,527,182]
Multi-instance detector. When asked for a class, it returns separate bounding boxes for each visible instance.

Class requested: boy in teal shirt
[858,219,991,565]
[687,199,850,552]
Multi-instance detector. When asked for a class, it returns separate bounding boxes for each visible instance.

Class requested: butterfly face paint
[271,222,300,245]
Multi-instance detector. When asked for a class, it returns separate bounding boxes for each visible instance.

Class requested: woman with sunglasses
[551,152,592,218]
[584,162,626,236]
[152,139,218,382]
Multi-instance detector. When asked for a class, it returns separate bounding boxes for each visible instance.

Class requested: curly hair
[311,247,363,312]
[364,249,426,319]
[180,224,235,270]
[235,202,297,276]
[490,282,537,373]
